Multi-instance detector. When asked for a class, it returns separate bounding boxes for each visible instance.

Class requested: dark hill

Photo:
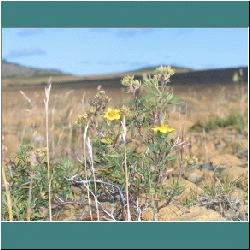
[41,67,248,90]
[170,67,248,85]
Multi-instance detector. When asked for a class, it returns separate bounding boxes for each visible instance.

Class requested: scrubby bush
[73,66,178,220]
[189,113,246,134]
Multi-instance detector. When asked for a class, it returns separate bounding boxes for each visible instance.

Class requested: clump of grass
[1,144,74,221]
[189,113,246,134]
[192,173,247,221]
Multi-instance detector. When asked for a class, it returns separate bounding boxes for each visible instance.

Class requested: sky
[2,28,248,75]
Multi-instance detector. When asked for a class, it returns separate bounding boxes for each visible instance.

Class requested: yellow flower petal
[104,108,121,121]
[152,124,175,134]
[152,127,159,132]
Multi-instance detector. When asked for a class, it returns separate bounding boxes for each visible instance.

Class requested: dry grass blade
[121,115,131,221]
[44,77,52,221]
[83,121,93,220]
[20,90,32,104]
[2,163,13,221]
[86,137,100,221]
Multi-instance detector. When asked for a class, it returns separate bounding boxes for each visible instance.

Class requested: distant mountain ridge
[2,60,248,88]
[2,60,193,80]
[1,59,70,79]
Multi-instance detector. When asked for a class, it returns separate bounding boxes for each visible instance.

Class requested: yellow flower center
[152,124,175,134]
[104,108,121,121]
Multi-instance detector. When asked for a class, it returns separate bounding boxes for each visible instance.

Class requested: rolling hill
[1,59,70,79]
[1,60,248,88]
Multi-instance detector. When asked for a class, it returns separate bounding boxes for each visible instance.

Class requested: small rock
[158,205,222,221]
[142,207,154,221]
[201,169,215,186]
[230,188,247,202]
[178,179,203,201]
[187,170,203,184]
[176,206,222,221]
[214,167,226,175]
[158,204,185,221]
[211,154,242,167]
[215,143,222,151]
[224,166,248,179]
[199,162,214,170]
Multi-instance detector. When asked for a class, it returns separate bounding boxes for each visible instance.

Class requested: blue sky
[2,28,248,75]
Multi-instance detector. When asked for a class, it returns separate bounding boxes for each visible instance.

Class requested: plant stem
[2,163,13,221]
[86,137,100,221]
[122,115,131,221]
[45,77,52,221]
[83,122,93,221]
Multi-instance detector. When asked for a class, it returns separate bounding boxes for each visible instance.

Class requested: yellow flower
[152,124,175,134]
[101,137,113,145]
[40,191,47,199]
[104,108,121,121]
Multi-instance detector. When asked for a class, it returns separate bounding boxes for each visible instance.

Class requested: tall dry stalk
[121,115,131,221]
[2,162,13,221]
[44,77,52,221]
[86,137,100,221]
[83,121,93,221]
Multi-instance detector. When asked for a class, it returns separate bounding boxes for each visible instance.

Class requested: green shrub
[75,66,178,220]
[1,145,73,221]
[189,113,246,134]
